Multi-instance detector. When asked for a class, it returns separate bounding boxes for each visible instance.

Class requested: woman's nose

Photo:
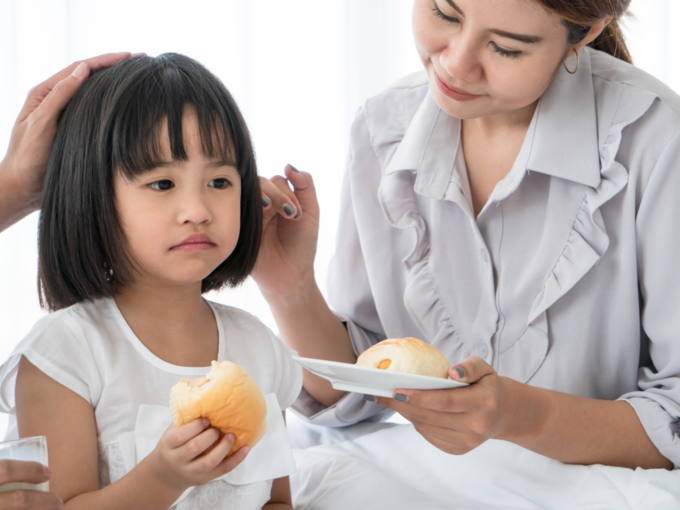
[177,191,212,225]
[439,36,483,84]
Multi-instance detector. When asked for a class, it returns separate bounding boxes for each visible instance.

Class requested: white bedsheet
[287,413,680,510]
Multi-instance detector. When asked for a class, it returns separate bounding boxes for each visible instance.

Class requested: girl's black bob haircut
[39,53,262,311]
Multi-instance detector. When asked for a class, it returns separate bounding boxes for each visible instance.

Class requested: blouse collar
[385,48,602,199]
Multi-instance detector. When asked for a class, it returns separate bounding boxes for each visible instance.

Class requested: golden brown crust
[169,360,267,455]
[356,337,450,378]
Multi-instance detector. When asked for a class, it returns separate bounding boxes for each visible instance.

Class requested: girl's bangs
[109,57,241,179]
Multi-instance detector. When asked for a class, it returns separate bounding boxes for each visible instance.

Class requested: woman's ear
[568,16,613,57]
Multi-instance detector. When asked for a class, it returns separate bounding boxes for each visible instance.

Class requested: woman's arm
[253,166,355,408]
[0,52,132,233]
[373,358,672,470]
[16,357,248,509]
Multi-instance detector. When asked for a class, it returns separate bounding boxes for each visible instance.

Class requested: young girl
[0,53,302,510]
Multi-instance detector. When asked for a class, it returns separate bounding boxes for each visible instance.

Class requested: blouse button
[480,249,489,264]
[475,344,489,358]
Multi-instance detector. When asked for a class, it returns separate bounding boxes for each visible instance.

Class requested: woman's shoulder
[589,48,680,124]
[349,70,431,168]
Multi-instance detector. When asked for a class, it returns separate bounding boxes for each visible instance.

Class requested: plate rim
[292,355,468,387]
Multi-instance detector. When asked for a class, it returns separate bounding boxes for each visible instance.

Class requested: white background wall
[0,0,676,433]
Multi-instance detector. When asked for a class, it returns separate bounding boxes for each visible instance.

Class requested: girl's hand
[371,357,519,455]
[252,165,320,302]
[150,418,250,491]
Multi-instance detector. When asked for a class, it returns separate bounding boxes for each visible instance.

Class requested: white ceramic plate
[293,356,468,398]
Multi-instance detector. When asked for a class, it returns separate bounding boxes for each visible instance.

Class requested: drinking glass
[0,436,49,492]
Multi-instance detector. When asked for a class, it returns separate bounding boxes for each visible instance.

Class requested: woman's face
[413,0,570,120]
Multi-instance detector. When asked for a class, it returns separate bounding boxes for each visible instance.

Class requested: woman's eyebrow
[444,0,543,44]
[489,29,543,45]
[445,0,465,17]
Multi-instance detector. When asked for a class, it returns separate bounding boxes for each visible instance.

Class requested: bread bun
[356,337,450,378]
[169,360,267,455]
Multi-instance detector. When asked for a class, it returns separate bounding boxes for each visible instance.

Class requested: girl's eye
[149,179,174,191]
[432,3,460,24]
[208,178,230,189]
[491,42,521,59]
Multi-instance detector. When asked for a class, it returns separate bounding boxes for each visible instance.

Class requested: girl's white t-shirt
[0,297,303,510]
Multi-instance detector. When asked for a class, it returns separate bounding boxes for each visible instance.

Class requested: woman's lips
[434,72,483,102]
[171,233,216,251]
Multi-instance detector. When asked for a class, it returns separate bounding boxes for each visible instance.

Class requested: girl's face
[412,0,570,120]
[114,109,241,290]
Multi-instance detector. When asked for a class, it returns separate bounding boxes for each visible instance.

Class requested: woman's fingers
[0,488,64,510]
[194,433,236,470]
[284,164,319,216]
[259,165,318,221]
[0,460,50,485]
[260,176,301,220]
[20,52,133,120]
[449,356,494,384]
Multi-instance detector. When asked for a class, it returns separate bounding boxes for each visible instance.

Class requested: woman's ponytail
[536,0,632,64]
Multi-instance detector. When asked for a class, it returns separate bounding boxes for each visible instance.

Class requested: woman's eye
[432,3,460,24]
[491,42,521,59]
[149,179,174,191]
[208,178,230,189]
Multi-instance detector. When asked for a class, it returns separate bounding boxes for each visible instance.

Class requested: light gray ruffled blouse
[292,47,680,468]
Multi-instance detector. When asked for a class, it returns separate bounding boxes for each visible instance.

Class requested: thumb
[284,164,319,217]
[32,62,90,123]
[449,356,495,384]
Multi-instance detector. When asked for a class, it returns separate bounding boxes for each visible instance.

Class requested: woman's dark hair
[39,53,262,311]
[536,0,632,64]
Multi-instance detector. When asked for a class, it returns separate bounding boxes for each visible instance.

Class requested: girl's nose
[177,192,212,225]
[439,35,483,84]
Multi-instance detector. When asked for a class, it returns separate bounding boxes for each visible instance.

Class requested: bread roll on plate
[169,360,267,455]
[356,337,450,379]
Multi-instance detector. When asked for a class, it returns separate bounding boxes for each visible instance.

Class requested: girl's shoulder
[0,299,114,414]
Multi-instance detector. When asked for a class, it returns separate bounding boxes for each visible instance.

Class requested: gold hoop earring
[563,50,580,75]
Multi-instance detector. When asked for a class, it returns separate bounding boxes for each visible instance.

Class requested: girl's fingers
[177,426,221,462]
[164,418,212,449]
[193,433,236,471]
[214,445,251,476]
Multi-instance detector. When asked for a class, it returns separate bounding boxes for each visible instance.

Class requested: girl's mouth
[171,233,216,251]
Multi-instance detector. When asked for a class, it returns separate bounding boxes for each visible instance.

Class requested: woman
[255,0,679,472]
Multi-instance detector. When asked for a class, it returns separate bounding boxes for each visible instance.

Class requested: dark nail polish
[363,394,375,402]
[289,164,300,173]
[262,196,271,207]
[294,209,301,219]
[455,367,465,379]
[283,204,295,216]
[394,393,408,402]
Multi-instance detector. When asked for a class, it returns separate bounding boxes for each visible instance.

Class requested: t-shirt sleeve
[266,329,303,411]
[0,311,101,414]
